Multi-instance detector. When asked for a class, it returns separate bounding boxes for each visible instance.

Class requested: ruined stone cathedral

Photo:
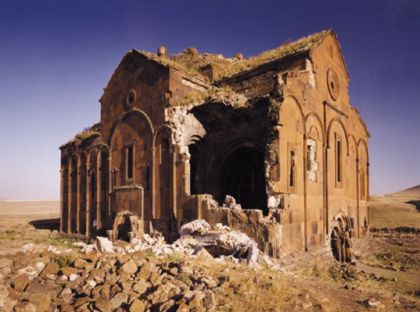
[60,30,370,259]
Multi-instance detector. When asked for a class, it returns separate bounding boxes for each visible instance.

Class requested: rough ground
[0,200,419,311]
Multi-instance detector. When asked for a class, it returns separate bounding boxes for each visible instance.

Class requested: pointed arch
[327,118,349,155]
[109,109,154,149]
[305,112,325,143]
[153,125,173,221]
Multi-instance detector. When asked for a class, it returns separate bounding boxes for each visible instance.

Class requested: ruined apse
[59,30,370,260]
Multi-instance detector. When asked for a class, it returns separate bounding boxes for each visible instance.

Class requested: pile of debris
[75,219,281,270]
[0,220,284,311]
[0,245,217,311]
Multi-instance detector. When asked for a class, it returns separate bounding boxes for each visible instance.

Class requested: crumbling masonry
[60,30,370,260]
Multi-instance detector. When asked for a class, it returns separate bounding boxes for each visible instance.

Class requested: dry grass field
[369,185,420,228]
[0,190,419,311]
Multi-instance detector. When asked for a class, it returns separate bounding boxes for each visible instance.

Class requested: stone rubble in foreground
[0,220,285,311]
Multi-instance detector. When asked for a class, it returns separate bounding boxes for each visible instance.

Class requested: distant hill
[391,185,420,197]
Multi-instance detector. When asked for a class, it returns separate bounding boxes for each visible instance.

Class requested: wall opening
[116,215,131,241]
[219,147,267,214]
[125,143,134,181]
[336,138,342,184]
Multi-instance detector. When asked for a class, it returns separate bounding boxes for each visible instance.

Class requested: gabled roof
[124,30,332,83]
[100,29,341,104]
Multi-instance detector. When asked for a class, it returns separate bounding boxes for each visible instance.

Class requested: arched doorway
[219,147,267,213]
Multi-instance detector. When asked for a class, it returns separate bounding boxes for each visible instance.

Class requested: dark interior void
[117,216,131,241]
[189,144,268,214]
[219,147,267,213]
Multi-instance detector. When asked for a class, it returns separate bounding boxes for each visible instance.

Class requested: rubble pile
[0,220,286,311]
[0,245,218,311]
[77,219,278,268]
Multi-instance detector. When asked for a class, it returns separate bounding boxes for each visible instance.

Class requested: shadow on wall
[406,201,420,212]
[29,218,60,231]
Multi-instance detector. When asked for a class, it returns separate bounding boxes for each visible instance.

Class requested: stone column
[107,155,112,225]
[303,133,308,251]
[96,158,101,231]
[151,146,156,219]
[67,162,72,233]
[76,158,81,234]
[86,162,91,238]
[356,158,360,238]
[60,166,64,233]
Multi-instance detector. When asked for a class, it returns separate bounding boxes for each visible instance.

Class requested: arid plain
[0,187,419,311]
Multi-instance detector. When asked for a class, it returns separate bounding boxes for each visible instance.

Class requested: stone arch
[280,96,306,133]
[109,109,154,232]
[153,126,172,220]
[279,96,305,194]
[109,109,154,149]
[357,139,369,201]
[109,110,153,186]
[357,139,369,162]
[111,210,141,242]
[79,152,88,235]
[327,118,348,189]
[305,113,324,183]
[305,112,325,143]
[88,149,98,236]
[327,118,349,155]
[347,135,358,199]
[70,154,78,233]
[211,139,267,213]
[188,136,204,195]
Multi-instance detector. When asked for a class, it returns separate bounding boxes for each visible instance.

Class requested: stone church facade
[60,30,369,259]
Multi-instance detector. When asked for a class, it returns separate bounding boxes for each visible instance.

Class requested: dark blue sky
[0,0,419,199]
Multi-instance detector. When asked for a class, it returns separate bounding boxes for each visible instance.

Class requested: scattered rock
[11,274,29,291]
[41,262,59,276]
[129,299,146,312]
[120,258,138,275]
[20,243,34,253]
[365,298,385,309]
[28,292,51,312]
[95,297,113,312]
[69,273,78,282]
[96,236,114,253]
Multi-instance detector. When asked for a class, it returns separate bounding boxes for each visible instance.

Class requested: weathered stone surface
[110,292,128,309]
[11,274,29,291]
[28,293,51,312]
[60,30,369,263]
[95,297,113,312]
[119,258,138,275]
[61,266,76,276]
[129,299,146,312]
[40,262,59,276]
[138,262,157,280]
[133,280,150,294]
